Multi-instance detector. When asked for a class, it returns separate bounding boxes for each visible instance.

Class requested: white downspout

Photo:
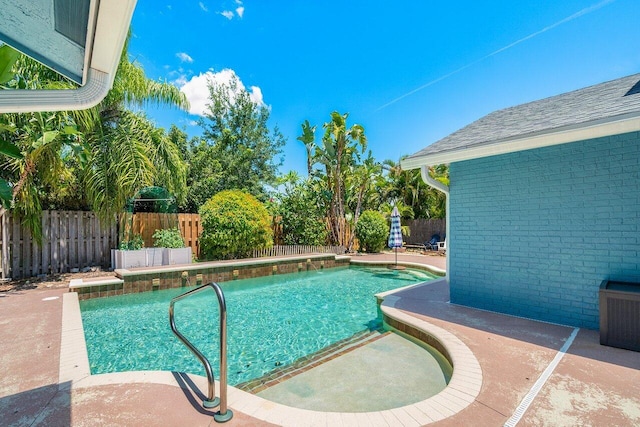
[420,165,450,281]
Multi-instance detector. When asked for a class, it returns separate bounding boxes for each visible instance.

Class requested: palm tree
[83,34,188,220]
[313,112,367,246]
[296,120,316,176]
[345,152,381,251]
[379,158,448,219]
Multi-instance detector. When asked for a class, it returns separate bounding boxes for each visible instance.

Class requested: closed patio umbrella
[388,206,405,269]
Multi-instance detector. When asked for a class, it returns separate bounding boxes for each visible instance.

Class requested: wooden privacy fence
[1,210,118,280]
[404,218,446,245]
[123,212,201,257]
[0,211,438,280]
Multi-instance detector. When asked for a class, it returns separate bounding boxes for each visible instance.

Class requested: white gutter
[0,68,110,113]
[0,0,136,113]
[420,165,450,281]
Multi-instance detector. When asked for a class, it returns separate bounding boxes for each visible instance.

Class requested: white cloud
[248,85,262,105]
[219,1,244,20]
[199,2,208,12]
[179,69,265,116]
[176,52,193,63]
[173,74,188,87]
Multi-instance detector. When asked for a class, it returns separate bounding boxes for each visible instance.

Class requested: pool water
[80,266,437,385]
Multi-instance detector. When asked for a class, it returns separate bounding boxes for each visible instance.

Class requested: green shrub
[152,228,185,248]
[277,179,328,246]
[199,190,273,260]
[119,234,144,250]
[355,210,388,253]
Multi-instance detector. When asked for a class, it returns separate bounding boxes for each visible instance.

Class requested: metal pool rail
[169,282,233,423]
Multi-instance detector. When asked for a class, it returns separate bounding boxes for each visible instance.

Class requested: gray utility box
[599,280,640,352]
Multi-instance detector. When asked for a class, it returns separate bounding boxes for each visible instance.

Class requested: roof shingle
[405,73,640,161]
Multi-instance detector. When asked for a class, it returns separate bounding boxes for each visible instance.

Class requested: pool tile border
[71,253,349,300]
[62,261,482,426]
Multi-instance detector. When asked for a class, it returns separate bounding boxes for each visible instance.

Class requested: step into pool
[257,332,452,412]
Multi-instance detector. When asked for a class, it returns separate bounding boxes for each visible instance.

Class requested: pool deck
[1,252,639,426]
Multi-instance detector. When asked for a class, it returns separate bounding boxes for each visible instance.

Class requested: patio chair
[425,234,441,251]
[437,237,446,252]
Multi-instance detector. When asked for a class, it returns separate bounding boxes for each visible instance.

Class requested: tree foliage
[185,75,285,211]
[0,45,95,229]
[377,159,448,219]
[199,190,273,260]
[292,112,450,250]
[84,34,188,220]
[274,172,328,246]
[296,112,379,250]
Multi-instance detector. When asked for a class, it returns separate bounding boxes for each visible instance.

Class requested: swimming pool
[80,266,438,385]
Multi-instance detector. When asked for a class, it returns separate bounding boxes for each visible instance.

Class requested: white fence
[252,245,346,258]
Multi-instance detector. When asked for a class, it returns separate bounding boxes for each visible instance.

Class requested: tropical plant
[83,34,188,220]
[168,124,190,160]
[0,47,95,237]
[152,228,185,248]
[379,158,448,219]
[300,111,369,248]
[345,152,382,250]
[354,210,388,253]
[297,120,316,176]
[199,190,273,260]
[0,45,21,209]
[119,234,144,250]
[275,172,328,246]
[84,110,187,219]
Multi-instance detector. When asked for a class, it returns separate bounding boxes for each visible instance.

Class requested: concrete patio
[1,253,638,426]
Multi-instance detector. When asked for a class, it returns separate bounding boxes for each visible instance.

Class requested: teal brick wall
[449,132,640,329]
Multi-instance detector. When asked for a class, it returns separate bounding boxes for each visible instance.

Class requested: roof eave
[0,0,137,113]
[401,111,640,170]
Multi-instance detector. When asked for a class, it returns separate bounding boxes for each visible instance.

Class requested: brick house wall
[448,131,640,329]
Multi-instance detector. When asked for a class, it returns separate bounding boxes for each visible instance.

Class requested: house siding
[449,131,640,329]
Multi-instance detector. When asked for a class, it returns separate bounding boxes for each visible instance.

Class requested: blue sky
[129,0,640,176]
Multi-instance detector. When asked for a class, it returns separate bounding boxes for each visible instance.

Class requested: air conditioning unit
[599,280,640,352]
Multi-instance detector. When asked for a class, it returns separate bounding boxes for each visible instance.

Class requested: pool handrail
[169,282,233,423]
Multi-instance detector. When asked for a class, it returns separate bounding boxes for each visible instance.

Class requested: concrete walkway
[1,253,638,426]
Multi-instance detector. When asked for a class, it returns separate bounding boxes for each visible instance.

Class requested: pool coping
[62,264,482,426]
[350,258,447,277]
